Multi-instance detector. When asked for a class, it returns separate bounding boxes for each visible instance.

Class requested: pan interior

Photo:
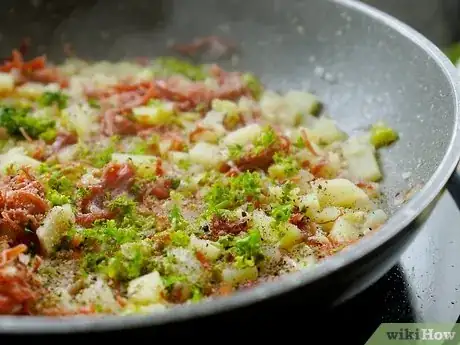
[0,0,455,213]
[0,0,457,331]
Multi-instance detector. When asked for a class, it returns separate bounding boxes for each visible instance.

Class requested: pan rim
[2,0,460,334]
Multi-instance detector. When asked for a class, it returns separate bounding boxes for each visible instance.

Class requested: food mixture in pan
[0,49,398,316]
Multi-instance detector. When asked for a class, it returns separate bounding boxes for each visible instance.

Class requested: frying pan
[1,0,460,335]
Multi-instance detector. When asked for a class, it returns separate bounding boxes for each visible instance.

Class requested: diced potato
[190,235,221,261]
[268,185,284,201]
[222,123,262,146]
[63,103,98,140]
[111,153,157,166]
[168,247,203,283]
[57,144,78,163]
[15,82,58,98]
[136,69,155,81]
[284,90,321,116]
[127,271,165,305]
[202,110,226,127]
[189,142,222,167]
[278,223,303,250]
[211,99,239,114]
[260,91,286,123]
[222,266,258,285]
[189,126,222,144]
[0,72,14,92]
[363,209,388,230]
[298,193,321,215]
[309,206,342,224]
[76,278,120,312]
[0,147,41,172]
[310,117,346,145]
[132,102,175,125]
[169,151,190,165]
[251,209,277,243]
[312,178,372,210]
[260,90,310,127]
[329,216,362,243]
[36,204,75,256]
[342,137,382,182]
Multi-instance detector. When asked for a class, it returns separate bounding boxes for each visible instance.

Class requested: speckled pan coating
[0,0,459,333]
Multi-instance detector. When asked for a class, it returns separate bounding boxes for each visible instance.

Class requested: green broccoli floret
[153,57,207,81]
[370,121,399,149]
[234,229,263,268]
[0,106,56,139]
[38,91,68,109]
[242,73,264,100]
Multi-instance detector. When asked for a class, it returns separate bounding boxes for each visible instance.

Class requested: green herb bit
[38,91,69,109]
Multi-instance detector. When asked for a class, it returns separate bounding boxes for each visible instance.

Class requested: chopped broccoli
[38,91,68,109]
[205,171,263,212]
[39,128,58,142]
[0,106,56,139]
[153,57,207,81]
[242,73,264,100]
[270,203,293,223]
[268,153,300,179]
[234,229,263,268]
[370,122,399,148]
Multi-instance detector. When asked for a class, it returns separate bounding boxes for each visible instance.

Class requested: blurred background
[0,0,459,61]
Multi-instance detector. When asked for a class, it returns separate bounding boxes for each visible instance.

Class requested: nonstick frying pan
[0,0,460,334]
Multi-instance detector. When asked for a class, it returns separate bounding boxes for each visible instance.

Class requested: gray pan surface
[0,0,459,333]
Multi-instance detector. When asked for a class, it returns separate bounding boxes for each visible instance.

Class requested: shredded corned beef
[0,243,40,315]
[0,170,49,246]
[209,216,248,239]
[76,162,135,227]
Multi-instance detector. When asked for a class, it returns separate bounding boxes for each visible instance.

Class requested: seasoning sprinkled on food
[0,48,397,316]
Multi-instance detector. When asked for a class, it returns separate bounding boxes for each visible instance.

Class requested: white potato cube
[0,72,14,92]
[311,117,346,145]
[111,153,157,166]
[329,216,361,243]
[222,124,262,146]
[189,142,222,167]
[0,147,40,172]
[190,235,221,261]
[132,103,175,125]
[222,266,258,285]
[127,271,165,305]
[278,223,303,250]
[342,137,382,182]
[251,209,277,243]
[284,90,320,115]
[36,204,75,256]
[312,178,372,210]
